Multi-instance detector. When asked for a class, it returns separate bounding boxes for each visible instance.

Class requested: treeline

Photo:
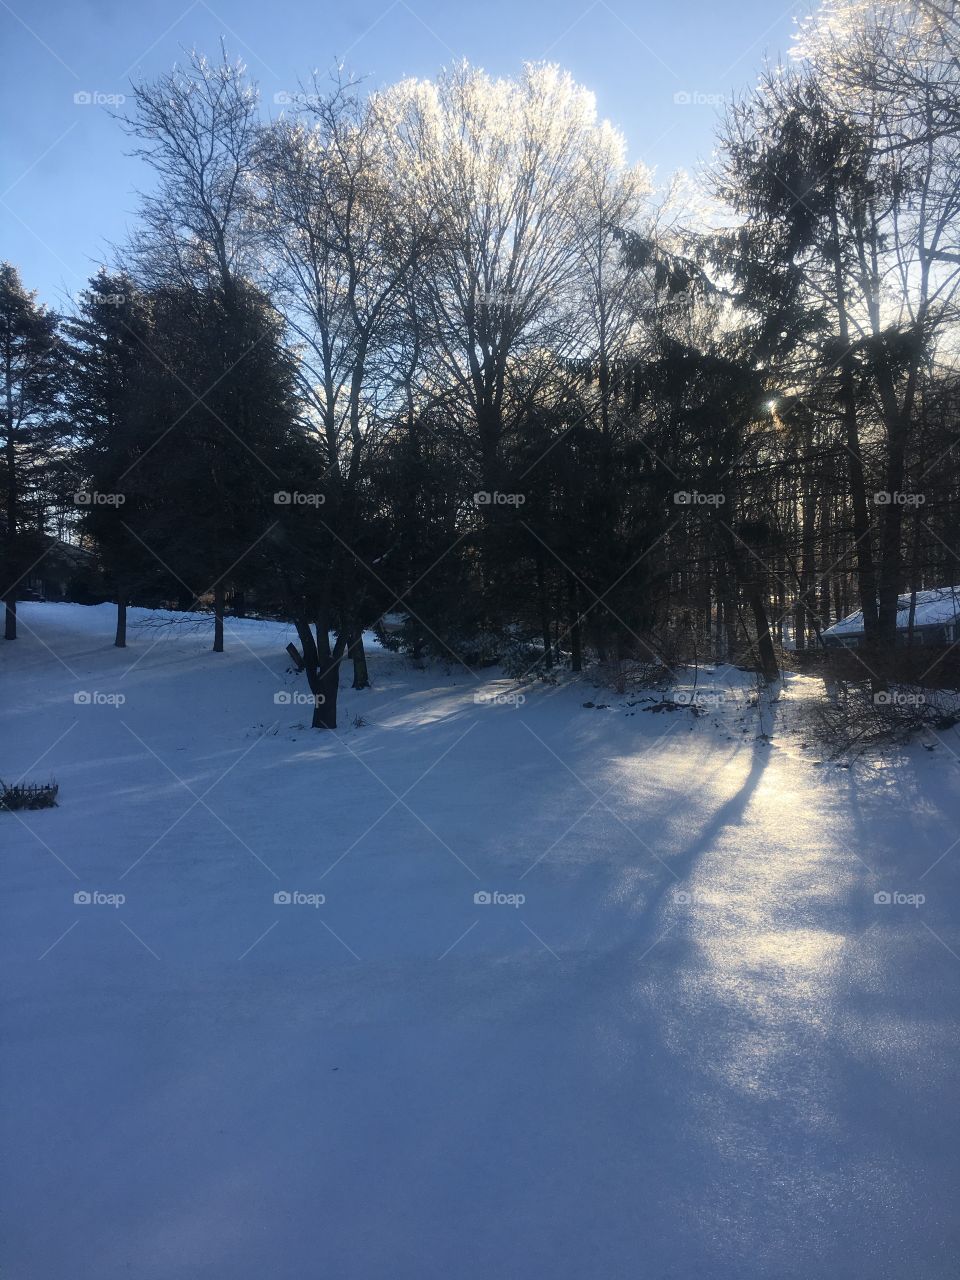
[3,0,960,726]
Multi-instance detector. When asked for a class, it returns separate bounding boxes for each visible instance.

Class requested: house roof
[823,585,960,638]
[49,537,95,565]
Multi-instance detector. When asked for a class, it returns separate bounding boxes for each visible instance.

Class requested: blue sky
[1,0,799,310]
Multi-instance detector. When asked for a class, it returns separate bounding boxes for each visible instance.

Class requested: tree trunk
[115,597,127,648]
[5,382,17,640]
[314,626,347,728]
[313,660,341,728]
[820,485,834,630]
[829,202,880,684]
[875,396,913,684]
[536,552,553,669]
[714,595,725,662]
[796,472,816,652]
[213,583,225,653]
[349,630,370,689]
[295,616,348,730]
[748,588,779,682]
[567,571,582,673]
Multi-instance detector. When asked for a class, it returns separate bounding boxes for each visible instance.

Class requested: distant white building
[822,585,960,650]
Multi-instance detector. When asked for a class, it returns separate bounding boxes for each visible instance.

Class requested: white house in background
[822,584,960,650]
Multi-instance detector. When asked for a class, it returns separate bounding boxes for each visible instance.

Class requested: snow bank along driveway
[3,603,960,1279]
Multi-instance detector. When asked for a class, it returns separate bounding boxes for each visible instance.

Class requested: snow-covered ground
[3,602,960,1279]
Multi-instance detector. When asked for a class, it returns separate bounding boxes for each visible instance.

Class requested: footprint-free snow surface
[3,603,960,1278]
